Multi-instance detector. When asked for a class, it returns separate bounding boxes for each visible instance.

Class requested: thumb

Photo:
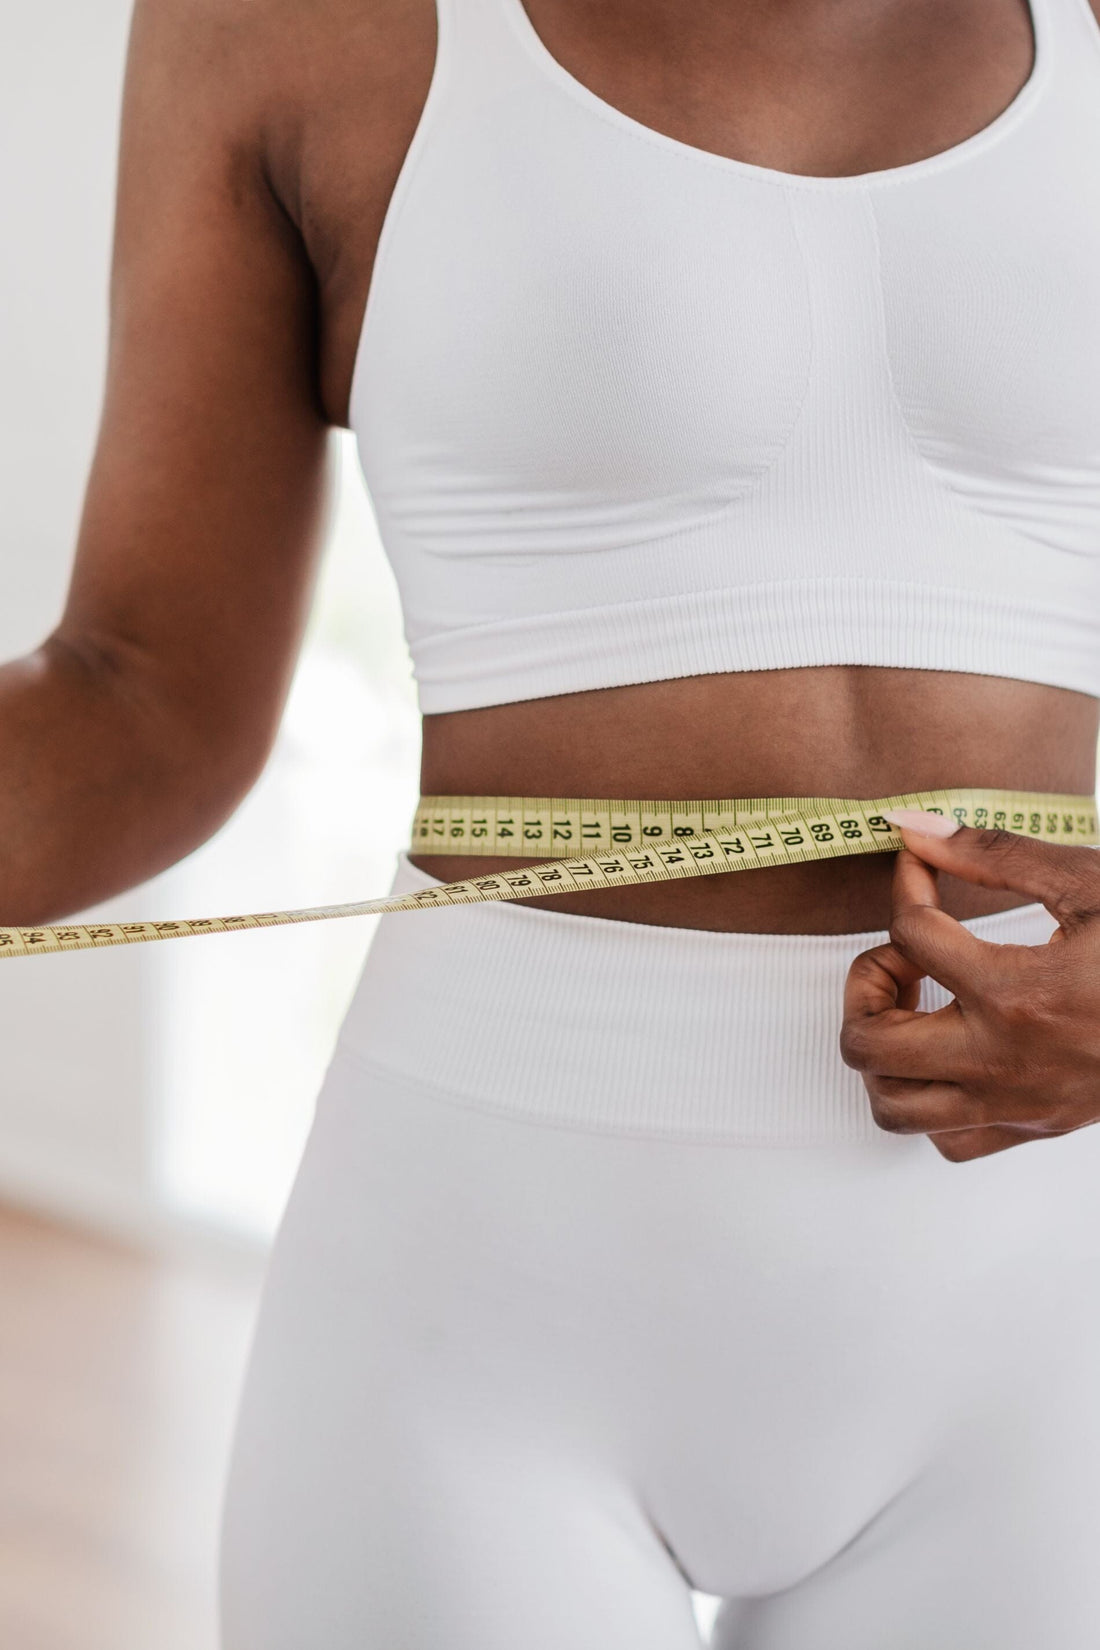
[883,809,1100,927]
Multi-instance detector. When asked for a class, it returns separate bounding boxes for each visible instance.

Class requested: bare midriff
[412,667,1100,934]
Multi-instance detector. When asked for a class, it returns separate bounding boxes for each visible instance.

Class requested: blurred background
[1,3,426,1645]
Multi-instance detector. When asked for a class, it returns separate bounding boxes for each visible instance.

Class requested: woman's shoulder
[125,0,434,142]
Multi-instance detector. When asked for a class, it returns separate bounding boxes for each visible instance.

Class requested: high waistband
[334,853,1058,1143]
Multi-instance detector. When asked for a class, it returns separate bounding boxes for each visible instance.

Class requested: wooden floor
[0,1207,727,1647]
[0,1207,262,1650]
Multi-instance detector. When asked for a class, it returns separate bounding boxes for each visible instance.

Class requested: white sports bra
[349,0,1100,714]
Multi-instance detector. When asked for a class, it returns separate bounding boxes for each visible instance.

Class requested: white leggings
[220,857,1100,1648]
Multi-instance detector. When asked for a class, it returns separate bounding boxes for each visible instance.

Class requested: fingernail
[882,808,961,838]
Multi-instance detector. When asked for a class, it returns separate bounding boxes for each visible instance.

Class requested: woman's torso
[263,0,1100,932]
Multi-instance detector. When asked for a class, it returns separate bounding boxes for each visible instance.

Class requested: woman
[9,0,1100,1642]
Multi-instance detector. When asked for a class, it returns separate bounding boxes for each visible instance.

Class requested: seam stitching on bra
[863,191,1085,559]
[374,190,818,563]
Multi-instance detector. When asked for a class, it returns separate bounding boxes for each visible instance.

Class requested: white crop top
[349,0,1100,714]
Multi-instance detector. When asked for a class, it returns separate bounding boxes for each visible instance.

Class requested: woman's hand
[840,812,1100,1161]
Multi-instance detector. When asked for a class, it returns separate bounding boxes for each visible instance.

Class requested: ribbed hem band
[411,578,1100,710]
[335,853,1058,1143]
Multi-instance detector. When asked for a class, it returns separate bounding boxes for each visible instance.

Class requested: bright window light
[150,435,420,1241]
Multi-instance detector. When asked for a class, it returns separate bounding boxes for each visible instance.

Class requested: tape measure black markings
[0,789,1093,958]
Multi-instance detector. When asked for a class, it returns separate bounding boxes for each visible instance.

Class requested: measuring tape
[0,789,1092,959]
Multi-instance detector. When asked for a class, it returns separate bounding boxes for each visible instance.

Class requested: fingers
[841,997,975,1085]
[841,826,1100,1157]
[860,1073,1076,1150]
[855,1044,1059,1149]
[887,817,1100,926]
[842,851,989,1035]
[862,1076,988,1136]
[842,942,976,1076]
[928,1123,1075,1162]
[886,848,997,999]
[844,910,982,1089]
[891,843,941,913]
[842,936,923,1021]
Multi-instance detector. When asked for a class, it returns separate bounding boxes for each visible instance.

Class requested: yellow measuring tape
[0,789,1093,959]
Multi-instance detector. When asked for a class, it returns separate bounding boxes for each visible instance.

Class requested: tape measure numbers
[0,789,1093,959]
[412,791,1098,858]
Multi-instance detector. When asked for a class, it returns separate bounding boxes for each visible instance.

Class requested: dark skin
[417,670,1098,931]
[4,0,1098,1158]
[842,823,1100,1162]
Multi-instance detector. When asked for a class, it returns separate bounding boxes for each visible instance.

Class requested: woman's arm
[0,0,330,925]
